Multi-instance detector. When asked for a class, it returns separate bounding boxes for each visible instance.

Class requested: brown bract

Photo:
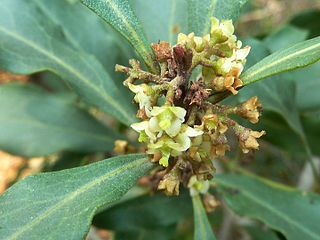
[158,170,180,195]
[239,129,266,153]
[225,67,243,94]
[238,96,262,124]
[185,80,211,106]
[152,41,172,61]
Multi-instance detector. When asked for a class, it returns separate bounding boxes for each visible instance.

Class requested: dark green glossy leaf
[0,154,152,239]
[0,0,136,125]
[81,0,158,73]
[192,194,216,240]
[94,191,192,231]
[241,37,320,85]
[216,174,320,240]
[0,83,123,157]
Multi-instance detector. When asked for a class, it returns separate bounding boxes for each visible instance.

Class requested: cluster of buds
[116,18,265,196]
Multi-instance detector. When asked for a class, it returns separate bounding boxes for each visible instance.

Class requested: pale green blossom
[188,176,210,196]
[147,125,203,167]
[150,106,187,137]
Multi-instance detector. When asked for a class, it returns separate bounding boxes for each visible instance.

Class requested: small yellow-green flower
[188,176,210,196]
[150,106,187,137]
[128,83,153,117]
[147,125,203,167]
[131,120,158,142]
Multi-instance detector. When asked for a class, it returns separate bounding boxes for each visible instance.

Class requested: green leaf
[216,174,320,240]
[187,0,248,35]
[94,191,192,231]
[114,226,176,240]
[129,0,187,44]
[292,63,320,112]
[245,226,280,240]
[241,36,320,85]
[263,25,308,53]
[213,0,249,22]
[302,111,320,156]
[291,9,320,39]
[0,154,153,239]
[238,39,308,154]
[81,0,158,73]
[0,83,122,157]
[192,194,216,240]
[0,0,136,125]
[34,0,135,85]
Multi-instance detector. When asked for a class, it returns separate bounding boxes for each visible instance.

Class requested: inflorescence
[116,18,265,196]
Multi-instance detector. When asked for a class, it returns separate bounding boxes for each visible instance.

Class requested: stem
[115,63,169,84]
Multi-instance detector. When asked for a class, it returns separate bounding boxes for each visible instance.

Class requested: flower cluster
[116,18,265,196]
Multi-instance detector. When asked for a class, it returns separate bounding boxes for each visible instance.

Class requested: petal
[221,20,234,36]
[165,118,182,137]
[131,121,148,132]
[210,17,220,33]
[151,106,166,116]
[149,117,161,132]
[170,106,186,120]
[236,46,251,61]
[127,83,142,93]
[185,126,203,137]
[175,133,191,151]
[145,127,157,141]
[167,140,182,151]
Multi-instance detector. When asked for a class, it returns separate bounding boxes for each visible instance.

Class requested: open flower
[131,120,158,142]
[210,17,234,38]
[150,106,187,137]
[147,125,203,167]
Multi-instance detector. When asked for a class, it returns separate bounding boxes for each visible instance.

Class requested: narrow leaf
[0,83,122,157]
[216,174,320,240]
[241,36,320,85]
[187,0,217,36]
[94,191,192,231]
[129,0,187,44]
[192,194,216,240]
[34,0,135,85]
[0,0,136,125]
[0,154,153,240]
[187,0,248,35]
[81,0,158,73]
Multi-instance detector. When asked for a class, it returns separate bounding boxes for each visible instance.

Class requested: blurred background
[0,0,319,239]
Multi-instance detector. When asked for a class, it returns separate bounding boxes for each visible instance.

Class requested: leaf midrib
[6,157,148,239]
[242,40,320,83]
[217,180,319,240]
[104,0,152,70]
[0,25,134,123]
